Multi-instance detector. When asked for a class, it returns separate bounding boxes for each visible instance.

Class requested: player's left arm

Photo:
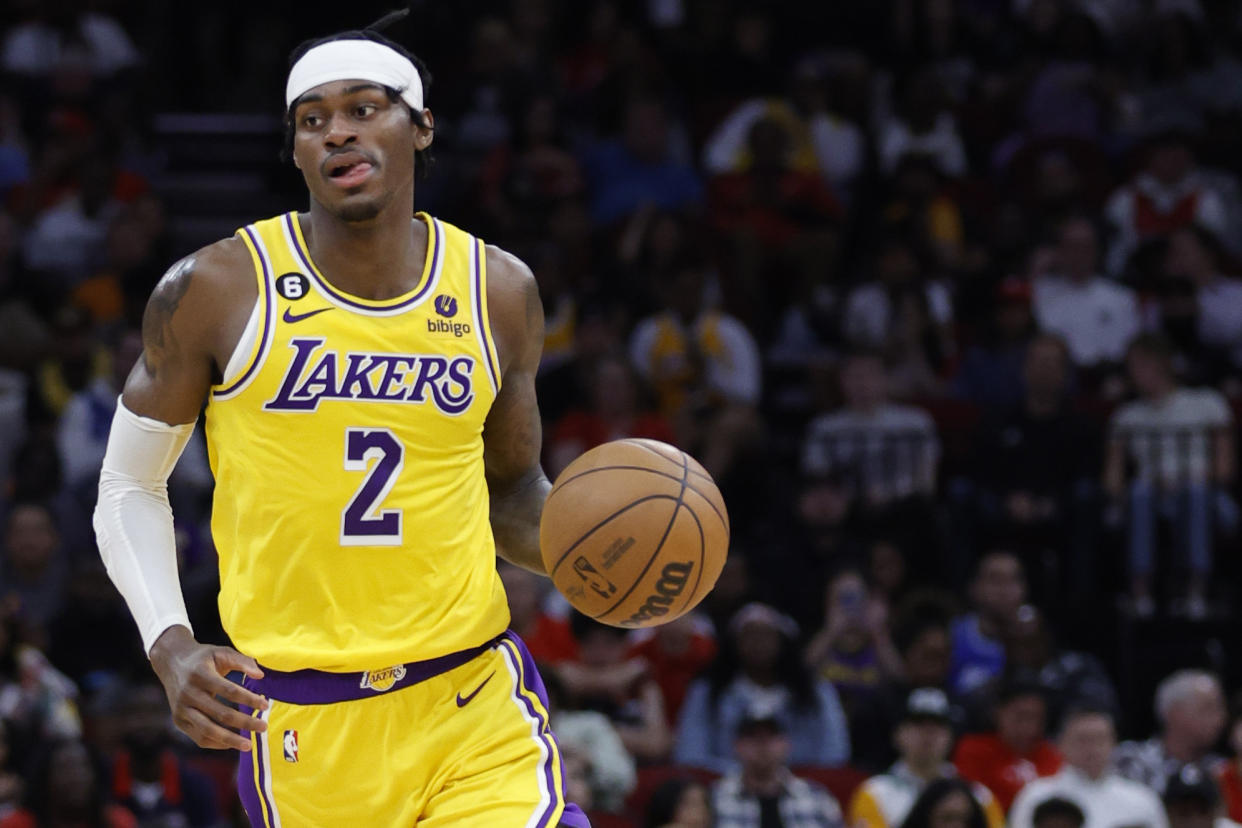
[482,246,551,575]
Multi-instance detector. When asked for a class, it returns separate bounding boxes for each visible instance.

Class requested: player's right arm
[94,237,269,752]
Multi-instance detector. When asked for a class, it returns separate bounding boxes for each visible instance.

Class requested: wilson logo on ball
[624,561,694,625]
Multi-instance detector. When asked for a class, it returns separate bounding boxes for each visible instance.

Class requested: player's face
[290,80,434,223]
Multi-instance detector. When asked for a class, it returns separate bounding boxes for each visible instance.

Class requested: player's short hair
[282,9,434,176]
[1155,669,1220,725]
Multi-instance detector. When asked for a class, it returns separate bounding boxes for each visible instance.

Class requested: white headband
[286,39,424,112]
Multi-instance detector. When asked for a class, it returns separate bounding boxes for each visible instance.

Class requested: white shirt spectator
[1008,767,1169,828]
[1197,276,1242,366]
[551,709,636,813]
[1110,388,1233,486]
[1033,275,1141,367]
[802,405,940,501]
[1,13,140,77]
[1113,736,1225,794]
[713,770,844,828]
[843,282,953,350]
[878,112,967,178]
[22,195,120,287]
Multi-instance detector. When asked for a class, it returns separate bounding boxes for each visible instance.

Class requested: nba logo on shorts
[283,730,299,763]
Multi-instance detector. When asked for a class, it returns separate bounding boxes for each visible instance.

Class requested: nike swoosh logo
[455,672,495,707]
[283,307,333,324]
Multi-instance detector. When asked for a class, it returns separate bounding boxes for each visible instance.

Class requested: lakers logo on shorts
[359,664,408,692]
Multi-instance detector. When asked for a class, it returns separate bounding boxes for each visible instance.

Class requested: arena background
[1,0,1241,825]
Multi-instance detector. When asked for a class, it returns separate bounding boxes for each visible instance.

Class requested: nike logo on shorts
[283,307,333,324]
[455,672,495,707]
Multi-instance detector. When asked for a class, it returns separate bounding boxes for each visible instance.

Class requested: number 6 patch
[277,272,310,300]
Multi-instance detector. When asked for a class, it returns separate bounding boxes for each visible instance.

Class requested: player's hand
[149,625,269,752]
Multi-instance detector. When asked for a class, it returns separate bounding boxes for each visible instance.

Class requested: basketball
[540,438,729,628]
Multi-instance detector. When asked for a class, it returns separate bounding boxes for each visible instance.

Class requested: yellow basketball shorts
[236,632,590,827]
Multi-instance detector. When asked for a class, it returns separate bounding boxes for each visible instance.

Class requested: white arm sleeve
[92,398,195,655]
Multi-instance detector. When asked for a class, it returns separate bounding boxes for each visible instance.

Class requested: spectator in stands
[949,551,1026,697]
[645,777,712,828]
[46,560,146,691]
[1115,669,1227,794]
[1033,216,1140,371]
[628,250,761,480]
[1105,333,1236,618]
[881,152,966,274]
[954,676,1062,812]
[0,607,79,758]
[899,778,991,828]
[700,61,865,199]
[1031,798,1086,828]
[975,335,1097,596]
[954,278,1037,413]
[545,352,675,479]
[1104,130,1227,278]
[843,236,953,356]
[1163,225,1242,372]
[1164,763,1240,828]
[542,669,636,814]
[802,351,940,507]
[849,687,1003,828]
[626,614,716,728]
[971,605,1119,732]
[1218,692,1242,822]
[0,738,134,828]
[0,720,20,820]
[499,562,577,664]
[849,594,956,773]
[1,502,67,633]
[109,682,218,827]
[56,328,140,494]
[1008,706,1167,828]
[710,709,845,828]
[0,5,140,79]
[557,613,672,762]
[675,603,850,772]
[584,93,703,225]
[804,568,903,717]
[878,67,968,179]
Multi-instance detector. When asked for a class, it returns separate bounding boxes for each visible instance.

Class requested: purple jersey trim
[284,212,440,312]
[242,634,504,705]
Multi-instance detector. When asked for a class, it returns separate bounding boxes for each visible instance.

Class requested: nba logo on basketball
[283,730,299,763]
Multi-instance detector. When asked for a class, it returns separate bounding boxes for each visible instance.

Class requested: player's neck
[302,201,425,300]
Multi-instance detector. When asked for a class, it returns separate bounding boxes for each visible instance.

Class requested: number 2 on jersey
[341,428,404,546]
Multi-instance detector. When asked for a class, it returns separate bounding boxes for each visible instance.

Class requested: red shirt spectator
[1220,761,1242,821]
[953,680,1062,811]
[954,733,1061,812]
[626,615,716,726]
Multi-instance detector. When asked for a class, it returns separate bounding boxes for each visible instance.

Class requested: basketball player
[93,13,589,827]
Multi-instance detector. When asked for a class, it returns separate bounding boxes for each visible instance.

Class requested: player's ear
[414,108,435,152]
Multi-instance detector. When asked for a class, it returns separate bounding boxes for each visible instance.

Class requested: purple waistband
[243,633,506,705]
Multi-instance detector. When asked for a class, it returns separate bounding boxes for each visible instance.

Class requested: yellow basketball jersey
[205,212,508,672]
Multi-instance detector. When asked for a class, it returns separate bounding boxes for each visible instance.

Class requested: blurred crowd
[1,0,1242,825]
